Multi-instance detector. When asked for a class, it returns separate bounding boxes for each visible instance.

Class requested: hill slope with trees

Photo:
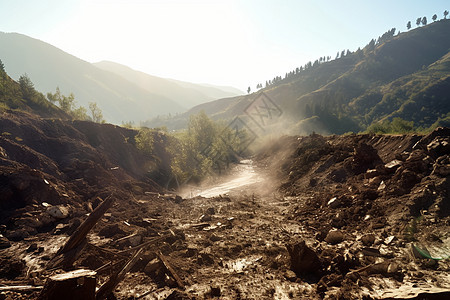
[146,18,450,135]
[0,61,66,119]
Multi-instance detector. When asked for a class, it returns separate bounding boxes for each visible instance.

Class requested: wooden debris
[156,251,184,289]
[136,287,166,299]
[0,285,43,292]
[190,222,210,229]
[38,269,96,300]
[95,248,145,300]
[47,196,114,269]
[116,234,169,255]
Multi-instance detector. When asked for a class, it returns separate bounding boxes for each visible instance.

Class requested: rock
[364,169,379,179]
[361,247,381,257]
[197,252,214,266]
[47,205,70,219]
[183,247,197,258]
[286,240,321,276]
[209,234,221,242]
[361,234,375,246]
[39,212,55,227]
[0,235,11,249]
[165,289,192,300]
[210,285,221,297]
[0,257,26,279]
[27,243,38,252]
[15,216,43,228]
[206,207,215,215]
[199,214,212,222]
[384,235,395,245]
[327,197,340,209]
[128,235,142,247]
[427,137,450,158]
[285,270,297,282]
[6,228,31,241]
[98,224,125,238]
[385,159,402,171]
[346,142,382,174]
[364,261,399,276]
[324,229,344,245]
[432,161,450,176]
[144,258,161,274]
[174,195,183,204]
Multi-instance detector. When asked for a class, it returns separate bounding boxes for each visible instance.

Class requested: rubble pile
[261,128,450,298]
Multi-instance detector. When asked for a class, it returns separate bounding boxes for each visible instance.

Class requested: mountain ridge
[93,60,242,109]
[144,19,450,134]
[0,32,241,124]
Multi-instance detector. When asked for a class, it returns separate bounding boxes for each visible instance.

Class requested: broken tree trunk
[156,251,184,289]
[95,247,145,300]
[38,269,96,300]
[47,196,114,270]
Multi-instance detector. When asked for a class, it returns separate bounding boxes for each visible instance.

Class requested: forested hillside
[146,19,450,135]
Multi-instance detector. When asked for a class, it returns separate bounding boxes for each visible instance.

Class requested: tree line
[248,9,449,94]
[407,10,448,30]
[0,59,104,123]
[18,72,104,123]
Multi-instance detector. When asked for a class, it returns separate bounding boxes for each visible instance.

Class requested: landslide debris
[1,109,449,299]
[0,110,176,299]
[257,128,450,299]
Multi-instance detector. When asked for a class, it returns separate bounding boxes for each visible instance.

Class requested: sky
[0,0,449,91]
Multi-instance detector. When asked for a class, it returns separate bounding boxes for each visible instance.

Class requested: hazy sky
[1,0,448,91]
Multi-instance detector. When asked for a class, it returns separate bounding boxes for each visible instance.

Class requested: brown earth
[0,111,449,299]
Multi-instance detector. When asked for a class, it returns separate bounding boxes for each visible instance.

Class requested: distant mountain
[165,79,243,99]
[145,19,450,134]
[94,61,242,109]
[0,32,236,124]
[0,32,186,124]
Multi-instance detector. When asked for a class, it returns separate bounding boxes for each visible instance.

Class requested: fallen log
[38,269,96,300]
[95,247,145,300]
[47,196,114,269]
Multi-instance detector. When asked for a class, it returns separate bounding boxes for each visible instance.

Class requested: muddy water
[181,159,262,198]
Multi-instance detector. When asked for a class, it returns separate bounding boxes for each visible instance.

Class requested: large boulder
[286,240,321,277]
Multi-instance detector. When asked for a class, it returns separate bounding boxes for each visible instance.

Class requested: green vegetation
[0,64,104,123]
[135,128,155,156]
[169,111,249,184]
[366,117,415,134]
[0,67,63,117]
[89,102,104,123]
[47,87,104,123]
[136,111,250,186]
